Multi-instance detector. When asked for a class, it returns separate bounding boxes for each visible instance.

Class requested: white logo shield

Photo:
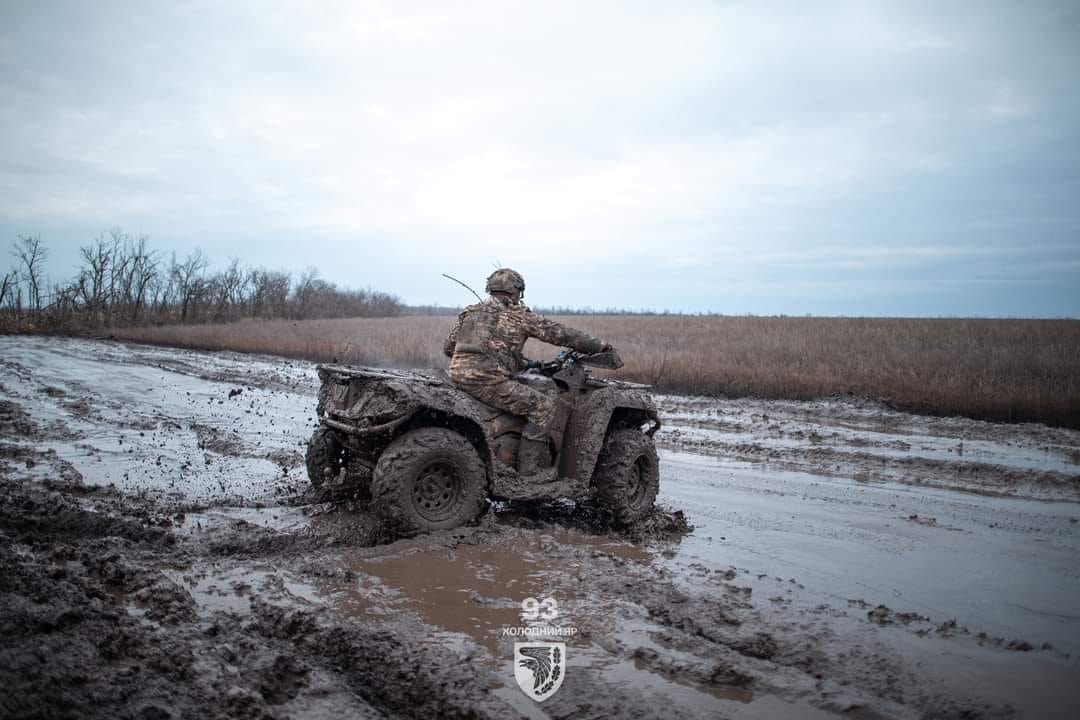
[514,642,566,702]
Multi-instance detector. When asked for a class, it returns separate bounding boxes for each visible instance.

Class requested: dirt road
[2,335,1078,719]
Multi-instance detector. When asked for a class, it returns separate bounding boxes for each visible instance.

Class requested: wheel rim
[626,455,650,508]
[411,459,464,522]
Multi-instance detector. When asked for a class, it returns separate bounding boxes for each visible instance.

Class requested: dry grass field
[109,315,1080,427]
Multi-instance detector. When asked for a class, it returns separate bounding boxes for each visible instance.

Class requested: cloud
[0,0,1078,315]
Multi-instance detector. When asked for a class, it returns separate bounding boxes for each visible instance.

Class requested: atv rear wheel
[372,427,487,536]
[592,429,659,526]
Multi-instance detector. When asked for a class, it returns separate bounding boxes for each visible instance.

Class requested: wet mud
[657,395,1080,501]
[1,336,1078,719]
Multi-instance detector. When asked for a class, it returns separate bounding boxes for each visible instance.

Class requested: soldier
[443,268,610,466]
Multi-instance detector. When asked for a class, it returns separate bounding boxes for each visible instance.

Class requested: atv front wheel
[371,427,487,536]
[592,429,659,526]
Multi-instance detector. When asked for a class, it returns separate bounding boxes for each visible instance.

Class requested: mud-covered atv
[306,350,661,537]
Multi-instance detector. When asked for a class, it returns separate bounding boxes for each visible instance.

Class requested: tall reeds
[109,315,1080,427]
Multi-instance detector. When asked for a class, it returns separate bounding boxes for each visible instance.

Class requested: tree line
[1,231,402,331]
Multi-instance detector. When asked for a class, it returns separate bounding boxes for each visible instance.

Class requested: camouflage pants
[454,378,557,429]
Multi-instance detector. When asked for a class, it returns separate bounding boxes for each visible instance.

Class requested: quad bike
[306,349,661,537]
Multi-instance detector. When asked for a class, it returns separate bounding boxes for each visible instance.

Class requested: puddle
[660,421,1080,476]
[658,393,1080,480]
[307,528,845,716]
[659,450,1080,650]
[166,565,321,617]
[178,506,311,535]
[316,530,650,656]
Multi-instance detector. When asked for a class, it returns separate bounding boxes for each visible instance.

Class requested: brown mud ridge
[0,468,687,720]
[2,336,1079,718]
[1,463,1017,720]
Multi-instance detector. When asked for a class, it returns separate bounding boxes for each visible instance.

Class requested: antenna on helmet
[442,273,483,303]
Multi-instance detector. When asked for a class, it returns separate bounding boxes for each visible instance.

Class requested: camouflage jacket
[444,296,604,385]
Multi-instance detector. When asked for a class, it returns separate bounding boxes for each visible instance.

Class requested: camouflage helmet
[486,268,525,296]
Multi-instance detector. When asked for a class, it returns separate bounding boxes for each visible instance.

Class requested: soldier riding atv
[305,269,662,537]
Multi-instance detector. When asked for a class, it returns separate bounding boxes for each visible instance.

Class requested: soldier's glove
[600,343,614,353]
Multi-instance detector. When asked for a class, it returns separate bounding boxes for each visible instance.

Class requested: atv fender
[559,385,660,484]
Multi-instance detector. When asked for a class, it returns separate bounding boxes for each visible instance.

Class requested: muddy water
[314,528,650,654]
[3,335,1080,718]
[657,451,1080,717]
[165,565,322,618]
[664,421,1079,475]
[309,526,843,719]
[326,537,570,654]
[658,395,1080,501]
[660,451,1080,652]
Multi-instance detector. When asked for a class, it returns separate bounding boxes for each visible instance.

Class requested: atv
[306,349,661,537]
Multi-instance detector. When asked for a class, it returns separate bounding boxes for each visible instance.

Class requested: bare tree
[291,267,320,320]
[3,233,402,330]
[118,233,158,323]
[0,269,17,310]
[75,234,114,322]
[247,269,291,319]
[209,257,244,322]
[13,235,47,313]
[170,250,208,323]
[46,280,78,327]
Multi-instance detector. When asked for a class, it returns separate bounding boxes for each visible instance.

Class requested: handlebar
[528,348,623,375]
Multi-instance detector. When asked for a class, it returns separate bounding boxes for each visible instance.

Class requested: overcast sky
[1,0,1078,316]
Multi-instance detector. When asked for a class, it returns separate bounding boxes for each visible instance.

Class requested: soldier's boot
[519,401,571,483]
[544,399,572,453]
[519,422,556,482]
